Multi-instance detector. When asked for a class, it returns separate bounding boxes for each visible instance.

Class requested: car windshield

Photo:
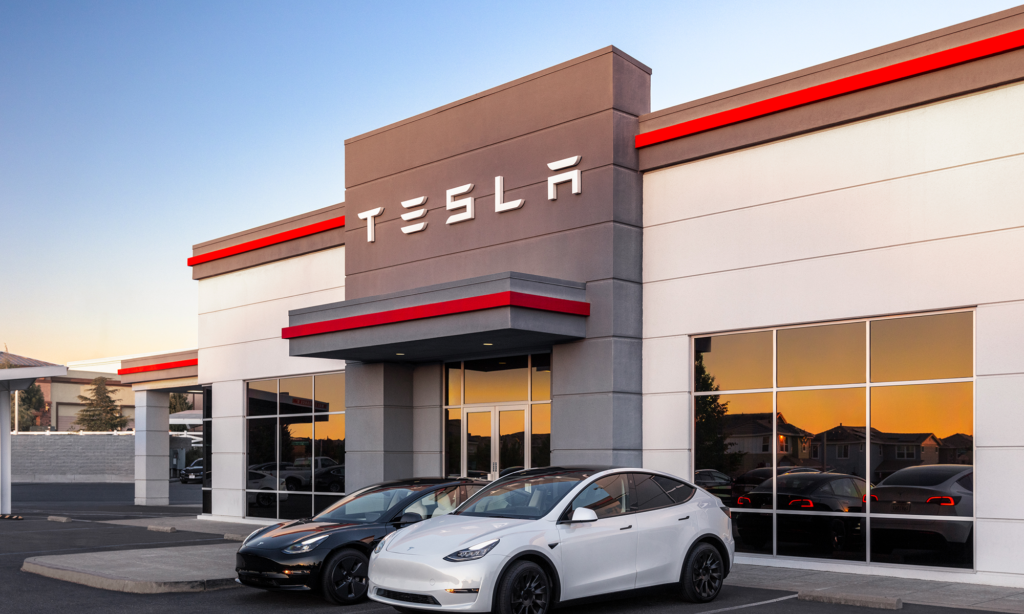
[456,470,589,519]
[879,465,969,487]
[754,474,830,494]
[313,484,433,523]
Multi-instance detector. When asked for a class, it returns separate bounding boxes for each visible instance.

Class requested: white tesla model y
[368,466,734,614]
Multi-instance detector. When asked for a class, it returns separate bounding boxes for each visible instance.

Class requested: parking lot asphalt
[0,483,992,614]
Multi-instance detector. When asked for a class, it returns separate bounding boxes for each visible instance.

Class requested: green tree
[169,393,194,432]
[169,393,193,414]
[693,354,745,474]
[74,376,129,431]
[15,384,45,430]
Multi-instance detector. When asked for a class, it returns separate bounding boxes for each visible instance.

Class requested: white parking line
[698,594,798,613]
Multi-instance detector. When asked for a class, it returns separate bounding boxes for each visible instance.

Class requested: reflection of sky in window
[778,323,865,387]
[315,373,346,412]
[500,410,524,436]
[711,392,771,415]
[697,331,772,391]
[280,377,312,405]
[532,404,551,435]
[465,362,528,403]
[777,388,866,434]
[872,382,973,438]
[871,313,972,382]
[315,413,345,440]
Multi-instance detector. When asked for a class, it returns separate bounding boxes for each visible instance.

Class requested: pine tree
[16,384,45,430]
[169,393,193,414]
[74,376,129,431]
[693,354,745,474]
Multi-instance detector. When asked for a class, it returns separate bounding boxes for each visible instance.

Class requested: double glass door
[463,406,527,481]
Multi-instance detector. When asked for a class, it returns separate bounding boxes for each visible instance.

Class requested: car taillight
[736,496,751,506]
[927,496,956,506]
[719,506,732,519]
[788,499,813,508]
[862,494,878,503]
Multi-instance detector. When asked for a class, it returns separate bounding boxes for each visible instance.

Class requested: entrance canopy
[1,354,67,515]
[284,272,590,363]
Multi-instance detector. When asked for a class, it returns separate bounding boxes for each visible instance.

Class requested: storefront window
[695,311,974,569]
[245,372,346,520]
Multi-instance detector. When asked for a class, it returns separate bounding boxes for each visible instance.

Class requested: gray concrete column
[412,363,443,477]
[134,390,170,506]
[345,362,414,492]
[1,393,10,514]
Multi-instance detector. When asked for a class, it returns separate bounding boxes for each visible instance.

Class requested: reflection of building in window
[811,444,819,459]
[837,444,850,459]
[761,436,769,452]
[778,435,790,453]
[896,445,915,459]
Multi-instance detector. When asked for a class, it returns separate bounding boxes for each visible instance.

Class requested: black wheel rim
[331,555,368,601]
[691,550,723,600]
[831,522,846,551]
[509,568,548,614]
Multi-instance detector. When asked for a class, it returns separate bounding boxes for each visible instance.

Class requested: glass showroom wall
[201,386,212,514]
[444,354,552,479]
[245,372,346,520]
[694,311,974,569]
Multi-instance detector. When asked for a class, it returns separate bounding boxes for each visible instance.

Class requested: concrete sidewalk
[22,543,240,593]
[728,564,1024,613]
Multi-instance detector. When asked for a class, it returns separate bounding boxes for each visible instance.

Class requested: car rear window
[653,475,695,503]
[880,466,967,487]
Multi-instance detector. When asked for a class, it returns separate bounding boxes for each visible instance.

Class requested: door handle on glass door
[620,525,632,530]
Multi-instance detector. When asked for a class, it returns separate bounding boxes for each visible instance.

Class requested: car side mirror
[570,507,598,523]
[395,512,422,526]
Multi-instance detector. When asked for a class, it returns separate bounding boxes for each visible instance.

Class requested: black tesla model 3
[236,477,486,605]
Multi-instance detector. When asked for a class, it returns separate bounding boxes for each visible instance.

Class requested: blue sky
[2,0,1019,364]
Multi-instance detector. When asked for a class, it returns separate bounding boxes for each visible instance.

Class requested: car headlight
[444,539,499,562]
[282,533,329,554]
[374,530,398,555]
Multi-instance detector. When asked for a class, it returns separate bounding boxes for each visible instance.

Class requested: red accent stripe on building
[282,291,590,339]
[187,216,346,266]
[635,28,1024,149]
[117,359,198,376]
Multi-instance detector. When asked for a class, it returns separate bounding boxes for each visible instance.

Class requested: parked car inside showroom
[236,477,486,604]
[368,466,734,613]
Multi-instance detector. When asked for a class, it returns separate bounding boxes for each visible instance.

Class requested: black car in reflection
[730,466,820,505]
[735,473,867,553]
[236,477,486,605]
[870,465,973,557]
[694,469,733,501]
[313,466,346,493]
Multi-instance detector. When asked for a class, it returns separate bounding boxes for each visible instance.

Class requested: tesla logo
[257,541,264,546]
[357,156,582,242]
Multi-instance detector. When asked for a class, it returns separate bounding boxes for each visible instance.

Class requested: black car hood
[244,519,366,550]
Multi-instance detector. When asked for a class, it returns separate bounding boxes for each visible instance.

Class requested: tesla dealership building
[125,6,1024,585]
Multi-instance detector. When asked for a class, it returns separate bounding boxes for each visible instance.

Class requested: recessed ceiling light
[483,343,493,346]
[396,353,405,356]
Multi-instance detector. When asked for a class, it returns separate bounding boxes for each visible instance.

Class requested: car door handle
[620,525,632,530]
[678,516,690,521]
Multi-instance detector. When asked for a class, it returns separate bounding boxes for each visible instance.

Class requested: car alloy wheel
[256,492,274,508]
[498,560,549,614]
[682,542,724,603]
[328,482,342,493]
[322,548,369,605]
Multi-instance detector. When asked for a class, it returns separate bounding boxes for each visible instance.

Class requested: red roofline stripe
[187,216,346,267]
[118,359,198,376]
[282,291,590,339]
[636,28,1024,149]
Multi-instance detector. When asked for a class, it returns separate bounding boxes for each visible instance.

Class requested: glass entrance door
[462,406,527,480]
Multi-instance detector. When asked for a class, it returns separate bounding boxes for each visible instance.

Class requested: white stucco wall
[198,246,346,518]
[641,82,1024,584]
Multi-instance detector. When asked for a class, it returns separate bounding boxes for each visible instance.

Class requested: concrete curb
[798,591,902,610]
[148,526,177,533]
[21,559,239,594]
[47,516,73,523]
